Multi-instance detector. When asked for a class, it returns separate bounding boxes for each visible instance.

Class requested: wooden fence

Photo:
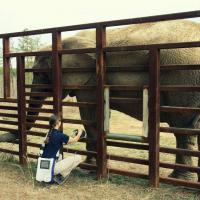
[0,10,200,189]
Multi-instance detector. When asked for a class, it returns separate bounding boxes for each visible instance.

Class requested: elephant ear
[61,36,96,86]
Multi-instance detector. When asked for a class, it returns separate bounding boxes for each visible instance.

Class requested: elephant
[0,19,200,181]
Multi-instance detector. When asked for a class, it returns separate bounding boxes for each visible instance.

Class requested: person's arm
[67,129,82,144]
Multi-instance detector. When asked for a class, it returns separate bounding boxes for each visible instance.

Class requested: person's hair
[49,114,61,128]
[44,114,61,144]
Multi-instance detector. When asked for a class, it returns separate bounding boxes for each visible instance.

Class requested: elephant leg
[0,132,18,143]
[75,91,97,164]
[170,134,196,180]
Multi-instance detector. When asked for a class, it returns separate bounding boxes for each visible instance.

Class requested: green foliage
[13,29,43,69]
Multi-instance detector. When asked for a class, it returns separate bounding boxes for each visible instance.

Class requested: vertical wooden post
[52,31,62,118]
[148,48,160,187]
[3,37,10,98]
[52,31,64,158]
[17,56,27,165]
[96,25,107,179]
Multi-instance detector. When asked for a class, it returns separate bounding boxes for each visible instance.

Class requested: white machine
[36,130,57,183]
[36,157,55,182]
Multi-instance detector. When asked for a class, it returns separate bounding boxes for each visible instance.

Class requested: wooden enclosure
[0,10,200,189]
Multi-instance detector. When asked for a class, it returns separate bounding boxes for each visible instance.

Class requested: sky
[0,0,200,34]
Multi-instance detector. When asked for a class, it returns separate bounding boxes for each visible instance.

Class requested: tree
[13,29,43,68]
[0,29,44,96]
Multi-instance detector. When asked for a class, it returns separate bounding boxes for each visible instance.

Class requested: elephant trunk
[26,82,50,130]
[26,69,51,131]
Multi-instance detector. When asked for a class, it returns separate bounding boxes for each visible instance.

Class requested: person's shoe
[53,174,66,185]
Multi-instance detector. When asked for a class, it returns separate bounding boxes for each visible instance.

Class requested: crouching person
[36,114,84,185]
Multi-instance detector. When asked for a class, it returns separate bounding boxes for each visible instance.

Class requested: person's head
[49,114,61,129]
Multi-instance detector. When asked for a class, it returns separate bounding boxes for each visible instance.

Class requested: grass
[0,101,200,199]
[0,154,199,200]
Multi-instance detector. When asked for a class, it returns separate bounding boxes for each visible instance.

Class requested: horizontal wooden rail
[108,154,149,165]
[105,85,144,91]
[0,98,18,103]
[0,148,19,155]
[62,67,95,73]
[25,92,53,97]
[106,64,200,72]
[160,177,200,189]
[160,106,200,113]
[5,51,52,58]
[161,64,200,70]
[0,120,18,126]
[26,100,53,105]
[160,127,200,135]
[108,168,149,179]
[0,113,18,118]
[0,127,18,132]
[0,105,18,110]
[106,66,147,72]
[26,107,53,113]
[27,142,40,148]
[107,140,149,150]
[110,97,142,104]
[160,162,200,173]
[25,68,51,73]
[24,64,200,74]
[63,147,97,157]
[26,142,97,158]
[62,101,96,107]
[25,84,52,89]
[26,115,49,121]
[160,85,200,91]
[58,48,96,55]
[25,67,95,73]
[26,122,49,129]
[62,85,96,90]
[160,146,200,157]
[0,10,199,38]
[62,118,96,126]
[26,130,46,137]
[104,41,200,52]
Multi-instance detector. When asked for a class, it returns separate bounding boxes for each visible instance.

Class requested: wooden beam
[52,31,62,117]
[96,25,107,179]
[148,48,160,187]
[17,56,27,165]
[3,37,10,98]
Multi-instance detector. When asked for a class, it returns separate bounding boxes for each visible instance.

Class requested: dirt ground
[0,101,200,200]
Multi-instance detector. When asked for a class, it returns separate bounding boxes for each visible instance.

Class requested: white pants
[54,155,83,177]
